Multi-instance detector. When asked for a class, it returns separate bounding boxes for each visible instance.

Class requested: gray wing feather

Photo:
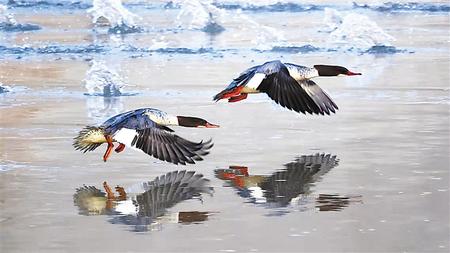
[131,128,213,165]
[136,170,213,218]
[257,62,338,115]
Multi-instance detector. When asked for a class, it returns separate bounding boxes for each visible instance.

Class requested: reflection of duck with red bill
[73,170,215,232]
[215,154,362,212]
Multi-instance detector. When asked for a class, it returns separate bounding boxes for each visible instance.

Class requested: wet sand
[1,2,449,252]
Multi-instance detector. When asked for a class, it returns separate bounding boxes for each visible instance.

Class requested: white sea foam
[87,0,141,29]
[0,4,17,24]
[174,0,285,47]
[234,9,286,50]
[84,60,127,96]
[0,82,11,94]
[175,0,226,33]
[323,8,395,49]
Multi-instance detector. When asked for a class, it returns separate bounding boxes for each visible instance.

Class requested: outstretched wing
[113,127,213,165]
[257,63,338,115]
[259,153,339,206]
[136,170,213,218]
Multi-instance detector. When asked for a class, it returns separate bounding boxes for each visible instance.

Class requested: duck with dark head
[73,108,219,164]
[213,60,361,115]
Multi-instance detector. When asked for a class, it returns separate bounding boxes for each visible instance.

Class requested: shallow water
[1,0,449,252]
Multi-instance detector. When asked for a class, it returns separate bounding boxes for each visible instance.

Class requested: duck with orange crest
[73,108,219,164]
[213,60,361,115]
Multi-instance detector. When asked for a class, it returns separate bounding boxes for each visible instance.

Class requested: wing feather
[257,64,337,115]
[113,127,212,165]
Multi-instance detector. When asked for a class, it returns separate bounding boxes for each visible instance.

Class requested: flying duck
[213,60,361,115]
[73,170,214,230]
[73,108,219,164]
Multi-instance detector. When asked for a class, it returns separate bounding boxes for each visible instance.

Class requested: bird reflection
[85,96,124,122]
[215,153,361,213]
[73,170,214,232]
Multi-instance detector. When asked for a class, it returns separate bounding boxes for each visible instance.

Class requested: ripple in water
[260,45,321,54]
[0,83,10,94]
[213,1,323,12]
[0,44,107,58]
[88,0,143,34]
[0,4,40,32]
[7,0,91,9]
[353,2,450,13]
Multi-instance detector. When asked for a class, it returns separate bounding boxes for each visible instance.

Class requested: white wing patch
[115,199,138,215]
[243,73,266,92]
[113,128,139,149]
[248,186,267,204]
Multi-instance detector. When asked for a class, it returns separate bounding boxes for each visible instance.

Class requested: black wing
[257,64,338,115]
[259,154,339,206]
[129,128,213,165]
[136,170,213,218]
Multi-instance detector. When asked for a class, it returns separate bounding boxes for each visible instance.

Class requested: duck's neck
[146,111,179,126]
[286,66,319,80]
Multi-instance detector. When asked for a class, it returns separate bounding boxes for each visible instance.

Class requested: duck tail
[73,126,106,153]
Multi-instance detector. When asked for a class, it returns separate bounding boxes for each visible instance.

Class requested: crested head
[177,116,220,128]
[73,126,105,153]
[314,65,362,77]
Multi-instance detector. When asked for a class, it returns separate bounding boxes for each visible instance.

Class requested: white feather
[248,186,266,203]
[113,128,138,148]
[286,66,319,80]
[242,73,266,93]
[115,199,138,215]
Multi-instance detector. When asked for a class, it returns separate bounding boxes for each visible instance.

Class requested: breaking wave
[175,0,226,34]
[83,60,135,97]
[213,2,323,12]
[0,44,107,56]
[6,0,91,9]
[323,8,397,50]
[88,0,143,34]
[0,4,41,31]
[353,2,450,13]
